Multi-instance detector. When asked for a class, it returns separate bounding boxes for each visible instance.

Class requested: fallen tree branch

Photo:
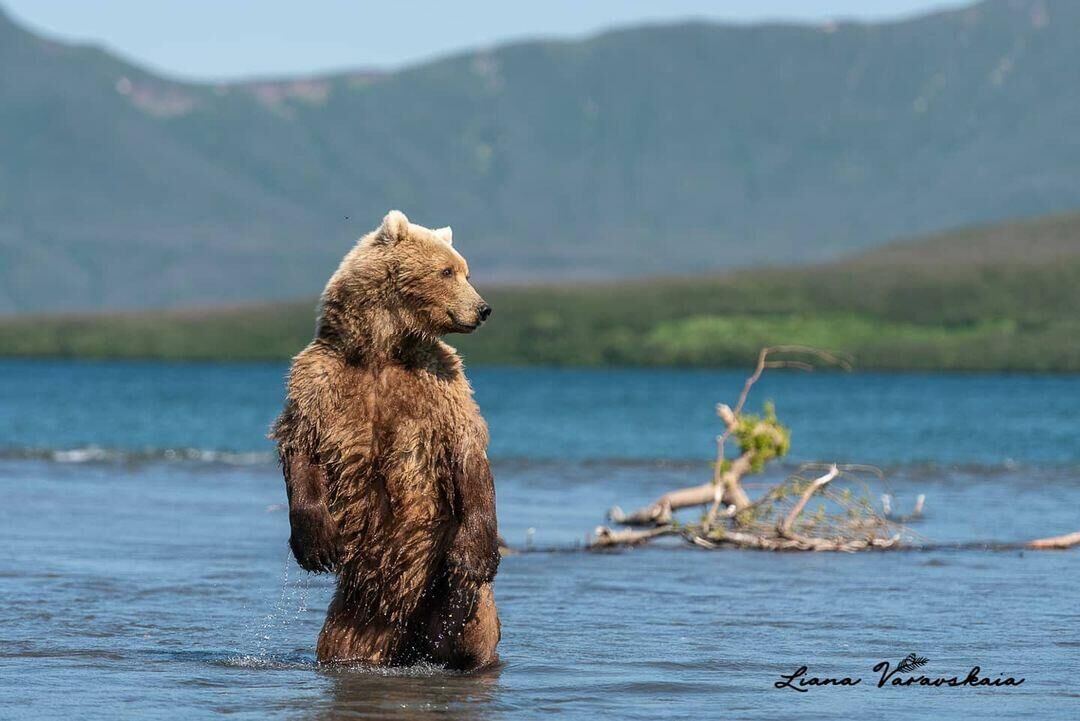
[588,345,1075,556]
[1026,530,1080,550]
[778,465,839,537]
[716,346,851,463]
[590,525,677,549]
[608,483,716,526]
[692,527,900,552]
[610,451,756,529]
[703,347,847,530]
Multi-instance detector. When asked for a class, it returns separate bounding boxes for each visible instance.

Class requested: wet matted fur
[270,211,500,669]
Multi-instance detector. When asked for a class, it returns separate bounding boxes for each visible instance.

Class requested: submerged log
[590,525,677,549]
[608,483,717,527]
[1026,530,1080,550]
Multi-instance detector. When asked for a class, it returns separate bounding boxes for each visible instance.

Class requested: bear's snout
[478,303,492,322]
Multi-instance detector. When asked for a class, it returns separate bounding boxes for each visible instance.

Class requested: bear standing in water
[271,211,500,669]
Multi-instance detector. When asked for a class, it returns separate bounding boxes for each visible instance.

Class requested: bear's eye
[441,268,454,278]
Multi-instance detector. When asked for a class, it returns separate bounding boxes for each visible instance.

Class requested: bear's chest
[325,363,485,529]
[332,363,485,468]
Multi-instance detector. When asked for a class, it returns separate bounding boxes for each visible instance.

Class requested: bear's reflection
[305,663,502,721]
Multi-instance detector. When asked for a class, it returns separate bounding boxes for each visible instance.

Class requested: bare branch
[1026,530,1080,550]
[714,346,850,506]
[608,483,717,527]
[779,465,839,537]
[590,525,677,549]
[731,345,852,418]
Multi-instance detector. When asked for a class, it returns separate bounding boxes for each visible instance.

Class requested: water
[1,360,1078,719]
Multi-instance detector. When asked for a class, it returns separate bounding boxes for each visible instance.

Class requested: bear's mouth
[447,310,479,331]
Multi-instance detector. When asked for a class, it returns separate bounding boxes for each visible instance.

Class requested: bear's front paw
[447,542,500,585]
[289,503,342,573]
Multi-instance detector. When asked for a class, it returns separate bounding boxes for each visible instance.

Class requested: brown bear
[270,210,500,669]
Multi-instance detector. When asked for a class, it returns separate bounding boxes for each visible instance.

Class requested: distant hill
[2,0,1080,313]
[843,210,1080,268]
[2,211,1077,371]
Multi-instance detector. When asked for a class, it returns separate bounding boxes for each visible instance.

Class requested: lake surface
[1,360,1078,719]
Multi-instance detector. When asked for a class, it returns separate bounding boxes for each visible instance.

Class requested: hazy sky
[5,0,971,81]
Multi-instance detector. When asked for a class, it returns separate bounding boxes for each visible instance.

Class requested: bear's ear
[433,226,453,246]
[378,210,410,244]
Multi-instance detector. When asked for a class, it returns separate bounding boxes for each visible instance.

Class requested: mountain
[2,210,1078,370]
[2,0,1079,313]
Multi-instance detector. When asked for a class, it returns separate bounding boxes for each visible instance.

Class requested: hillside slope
[2,0,1080,312]
[2,211,1077,370]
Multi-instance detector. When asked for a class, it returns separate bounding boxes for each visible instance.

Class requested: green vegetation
[2,222,1078,370]
[732,402,791,474]
[454,258,1080,371]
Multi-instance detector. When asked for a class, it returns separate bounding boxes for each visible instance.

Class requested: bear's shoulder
[289,339,342,383]
[286,342,352,416]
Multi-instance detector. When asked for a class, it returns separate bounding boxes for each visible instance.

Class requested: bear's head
[317,210,492,355]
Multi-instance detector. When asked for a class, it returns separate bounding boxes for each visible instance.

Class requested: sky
[4,0,971,81]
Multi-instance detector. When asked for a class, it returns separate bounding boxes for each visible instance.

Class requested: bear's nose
[478,303,492,321]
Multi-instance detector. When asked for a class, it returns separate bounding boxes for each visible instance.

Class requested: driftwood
[608,483,718,526]
[591,525,679,549]
[1026,530,1080,550]
[589,345,1079,554]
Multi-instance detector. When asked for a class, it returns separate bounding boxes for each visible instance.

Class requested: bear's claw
[289,502,342,573]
